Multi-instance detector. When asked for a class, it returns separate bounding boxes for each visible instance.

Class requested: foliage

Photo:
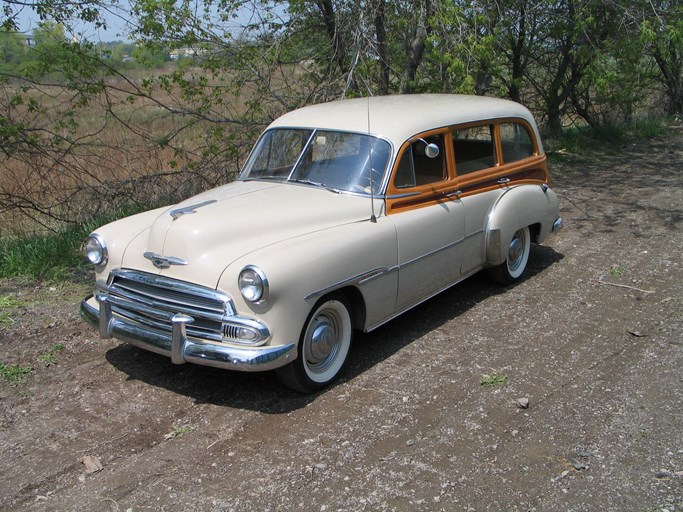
[0,0,679,242]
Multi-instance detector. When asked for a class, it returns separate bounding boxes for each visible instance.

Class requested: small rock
[515,398,530,409]
[552,470,570,482]
[674,471,683,478]
[655,469,673,479]
[575,448,592,458]
[569,458,587,470]
[406,439,416,446]
[80,455,103,474]
[511,430,519,436]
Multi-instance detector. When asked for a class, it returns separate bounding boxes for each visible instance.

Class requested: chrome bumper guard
[80,295,296,372]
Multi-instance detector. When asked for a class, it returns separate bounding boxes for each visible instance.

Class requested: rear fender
[485,184,559,266]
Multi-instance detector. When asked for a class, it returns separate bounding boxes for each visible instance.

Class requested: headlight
[238,265,269,303]
[85,234,108,266]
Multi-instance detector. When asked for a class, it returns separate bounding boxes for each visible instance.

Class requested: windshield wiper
[288,178,341,194]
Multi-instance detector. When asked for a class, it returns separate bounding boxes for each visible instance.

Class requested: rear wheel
[488,226,531,285]
[276,293,353,393]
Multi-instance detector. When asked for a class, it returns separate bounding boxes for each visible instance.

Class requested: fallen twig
[597,280,655,295]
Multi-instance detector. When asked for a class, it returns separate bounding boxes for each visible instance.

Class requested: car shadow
[105,244,564,414]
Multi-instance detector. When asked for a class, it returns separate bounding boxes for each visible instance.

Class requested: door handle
[497,177,510,184]
[443,190,462,198]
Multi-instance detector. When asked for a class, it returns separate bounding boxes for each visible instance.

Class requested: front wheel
[276,293,353,393]
[488,226,531,285]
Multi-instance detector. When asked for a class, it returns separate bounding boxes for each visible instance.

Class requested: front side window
[452,125,496,175]
[393,135,447,189]
[240,128,391,195]
[499,123,535,163]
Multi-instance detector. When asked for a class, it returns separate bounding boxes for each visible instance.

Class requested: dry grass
[0,69,264,236]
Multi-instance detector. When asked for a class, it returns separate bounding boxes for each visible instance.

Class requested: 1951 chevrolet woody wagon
[81,94,563,392]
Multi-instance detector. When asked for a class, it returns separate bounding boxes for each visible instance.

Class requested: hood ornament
[169,199,217,220]
[144,252,188,269]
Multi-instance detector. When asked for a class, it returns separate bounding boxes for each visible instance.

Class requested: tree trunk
[653,43,683,115]
[373,0,390,95]
[399,0,432,94]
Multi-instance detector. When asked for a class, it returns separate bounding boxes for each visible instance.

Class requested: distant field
[0,68,262,237]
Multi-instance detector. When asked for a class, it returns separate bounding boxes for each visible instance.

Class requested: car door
[386,132,466,311]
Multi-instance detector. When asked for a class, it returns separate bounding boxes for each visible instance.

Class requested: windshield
[239,128,392,195]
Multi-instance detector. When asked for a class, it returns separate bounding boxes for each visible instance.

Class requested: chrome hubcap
[508,231,525,271]
[305,311,341,373]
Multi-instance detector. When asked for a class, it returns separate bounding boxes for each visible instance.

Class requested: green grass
[165,422,194,440]
[480,372,508,387]
[0,295,21,325]
[0,362,33,384]
[0,205,151,280]
[37,343,66,366]
[0,223,89,280]
[547,117,668,155]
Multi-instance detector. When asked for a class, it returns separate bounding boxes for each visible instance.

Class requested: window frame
[385,117,547,214]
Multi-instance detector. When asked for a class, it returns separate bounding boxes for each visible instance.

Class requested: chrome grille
[101,269,234,342]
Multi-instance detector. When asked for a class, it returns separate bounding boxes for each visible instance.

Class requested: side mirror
[413,137,441,159]
[424,143,440,159]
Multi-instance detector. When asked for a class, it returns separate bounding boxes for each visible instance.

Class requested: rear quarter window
[500,123,535,163]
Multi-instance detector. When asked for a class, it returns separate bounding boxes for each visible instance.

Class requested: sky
[9,1,134,42]
[7,1,274,43]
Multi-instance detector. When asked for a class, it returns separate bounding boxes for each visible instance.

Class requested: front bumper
[80,295,296,372]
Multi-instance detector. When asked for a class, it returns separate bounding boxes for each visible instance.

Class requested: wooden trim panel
[386,118,548,214]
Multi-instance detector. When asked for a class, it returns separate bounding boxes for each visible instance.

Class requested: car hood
[120,181,377,288]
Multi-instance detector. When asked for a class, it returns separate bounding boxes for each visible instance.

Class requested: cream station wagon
[81,94,563,392]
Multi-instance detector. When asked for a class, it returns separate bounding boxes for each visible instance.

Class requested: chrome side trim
[304,230,483,301]
[81,296,295,372]
[365,265,485,332]
[304,267,394,301]
[386,192,421,199]
[399,230,484,270]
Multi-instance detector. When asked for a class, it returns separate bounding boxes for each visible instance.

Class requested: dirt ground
[1,130,682,512]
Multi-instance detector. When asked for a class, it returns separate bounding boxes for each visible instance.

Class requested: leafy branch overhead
[0,0,681,236]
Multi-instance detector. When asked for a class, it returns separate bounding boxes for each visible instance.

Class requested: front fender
[217,217,399,346]
[485,184,560,266]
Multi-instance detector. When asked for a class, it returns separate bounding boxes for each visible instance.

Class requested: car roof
[268,94,541,147]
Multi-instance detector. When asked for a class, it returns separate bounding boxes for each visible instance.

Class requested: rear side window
[500,123,535,163]
[452,125,496,175]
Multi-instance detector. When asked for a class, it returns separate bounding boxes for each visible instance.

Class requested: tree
[0,29,28,71]
[639,0,683,115]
